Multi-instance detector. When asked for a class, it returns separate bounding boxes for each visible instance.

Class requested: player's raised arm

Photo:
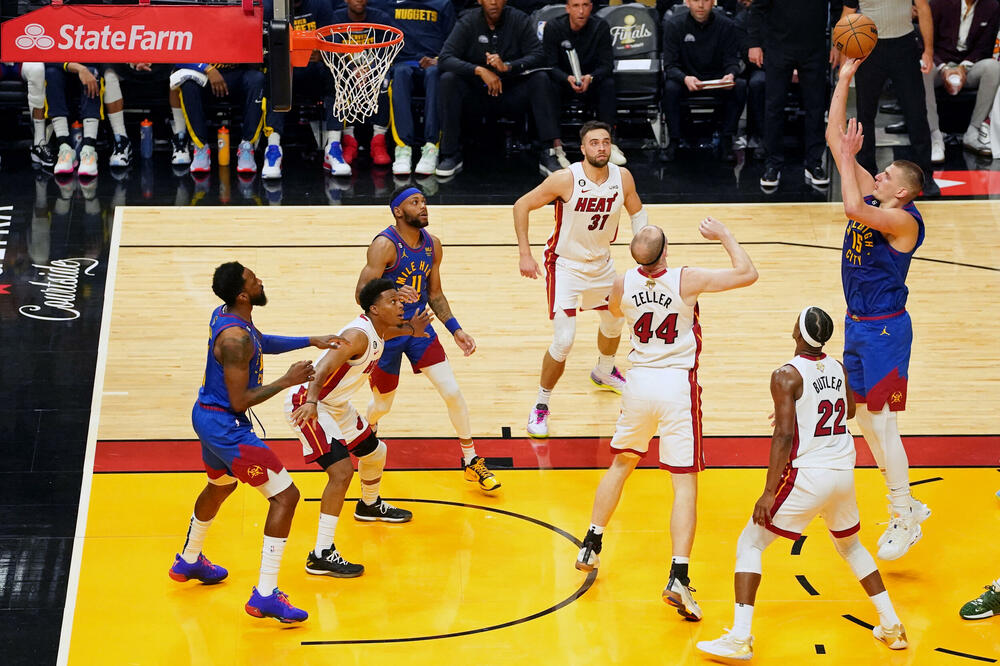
[513,169,574,278]
[356,236,398,304]
[619,167,647,235]
[679,217,758,304]
[826,58,876,195]
[217,327,314,413]
[753,365,801,527]
[426,236,475,356]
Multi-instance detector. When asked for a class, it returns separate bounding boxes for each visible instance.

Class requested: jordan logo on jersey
[880,326,889,336]
[574,191,618,213]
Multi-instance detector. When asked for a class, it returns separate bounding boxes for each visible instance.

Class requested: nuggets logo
[890,391,903,405]
[247,465,264,479]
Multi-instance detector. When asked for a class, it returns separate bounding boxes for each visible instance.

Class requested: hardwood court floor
[63,203,1000,664]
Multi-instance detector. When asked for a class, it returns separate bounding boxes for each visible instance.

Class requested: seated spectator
[175,63,267,175]
[438,0,563,177]
[101,63,159,169]
[748,0,830,188]
[0,62,52,168]
[660,0,745,162]
[543,0,626,165]
[45,62,101,177]
[389,0,456,176]
[923,0,1000,160]
[731,0,764,159]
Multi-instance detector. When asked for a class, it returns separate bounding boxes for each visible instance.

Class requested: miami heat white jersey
[546,162,624,263]
[621,266,698,370]
[312,315,383,406]
[786,354,855,470]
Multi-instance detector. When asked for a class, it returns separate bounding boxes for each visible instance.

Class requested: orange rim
[294,22,403,54]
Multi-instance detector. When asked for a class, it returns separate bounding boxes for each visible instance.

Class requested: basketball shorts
[843,310,911,411]
[766,467,861,540]
[609,366,704,473]
[284,386,372,465]
[369,328,447,393]
[546,255,616,319]
[191,402,292,498]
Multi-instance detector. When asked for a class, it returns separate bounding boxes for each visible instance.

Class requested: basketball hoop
[290,23,403,124]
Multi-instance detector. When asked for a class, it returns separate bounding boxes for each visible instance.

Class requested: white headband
[799,307,822,348]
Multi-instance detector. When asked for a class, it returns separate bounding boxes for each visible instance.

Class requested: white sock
[32,118,46,145]
[257,535,286,594]
[172,107,186,136]
[536,386,552,408]
[343,126,355,138]
[326,130,341,145]
[870,590,901,627]
[732,602,754,639]
[83,118,99,140]
[460,441,477,465]
[672,556,690,565]
[52,117,69,138]
[597,354,615,374]
[589,523,604,535]
[180,514,212,564]
[108,110,126,137]
[373,125,387,135]
[268,132,281,146]
[314,513,338,557]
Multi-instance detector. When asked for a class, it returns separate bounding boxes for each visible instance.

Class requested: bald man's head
[631,226,666,265]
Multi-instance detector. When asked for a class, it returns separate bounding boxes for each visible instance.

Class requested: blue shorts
[370,330,446,393]
[843,311,912,412]
[191,402,286,488]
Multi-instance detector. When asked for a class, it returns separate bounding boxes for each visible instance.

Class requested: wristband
[305,400,317,405]
[445,317,461,334]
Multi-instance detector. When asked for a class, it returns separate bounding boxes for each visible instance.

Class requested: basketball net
[319,24,403,124]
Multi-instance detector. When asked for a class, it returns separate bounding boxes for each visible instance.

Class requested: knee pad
[358,438,387,467]
[548,311,576,362]
[351,431,381,459]
[734,521,774,574]
[20,62,45,109]
[833,534,877,581]
[598,309,625,338]
[103,68,122,104]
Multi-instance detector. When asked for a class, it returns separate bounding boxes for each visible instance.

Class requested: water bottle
[70,121,83,155]
[217,126,230,166]
[140,118,154,159]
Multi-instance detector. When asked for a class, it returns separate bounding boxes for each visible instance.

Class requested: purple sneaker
[590,367,626,394]
[168,553,228,584]
[245,587,308,623]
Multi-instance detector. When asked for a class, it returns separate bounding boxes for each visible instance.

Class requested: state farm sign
[1,4,263,63]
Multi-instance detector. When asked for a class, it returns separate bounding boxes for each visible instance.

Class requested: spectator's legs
[179,79,210,148]
[719,78,747,140]
[922,69,940,134]
[745,68,766,144]
[422,65,441,145]
[390,63,418,147]
[44,64,70,144]
[20,63,47,146]
[77,65,101,177]
[854,39,890,174]
[887,37,932,178]
[964,59,1000,129]
[525,71,560,145]
[763,50,794,172]
[797,50,828,169]
[228,68,266,144]
[594,76,616,126]
[438,71,472,159]
[662,78,686,147]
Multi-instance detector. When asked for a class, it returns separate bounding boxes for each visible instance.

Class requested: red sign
[1,4,263,63]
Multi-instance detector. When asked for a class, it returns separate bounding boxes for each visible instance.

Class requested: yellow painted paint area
[69,468,1000,664]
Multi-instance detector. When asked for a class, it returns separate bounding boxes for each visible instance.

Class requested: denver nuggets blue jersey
[378,225,436,325]
[841,195,924,317]
[197,305,263,412]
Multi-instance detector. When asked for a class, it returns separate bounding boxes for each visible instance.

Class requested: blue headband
[390,187,422,211]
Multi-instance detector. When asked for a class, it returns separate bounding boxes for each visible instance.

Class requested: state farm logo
[15,24,54,50]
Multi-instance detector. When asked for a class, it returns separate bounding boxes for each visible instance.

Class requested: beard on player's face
[403,212,429,228]
[249,289,268,306]
[585,153,609,168]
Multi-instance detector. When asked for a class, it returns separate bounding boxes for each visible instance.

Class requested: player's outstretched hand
[454,329,476,356]
[310,334,347,349]
[291,401,318,426]
[397,284,420,303]
[839,117,864,157]
[838,57,864,81]
[752,490,775,527]
[698,216,730,241]
[408,308,434,337]
[520,254,543,279]
[283,360,315,387]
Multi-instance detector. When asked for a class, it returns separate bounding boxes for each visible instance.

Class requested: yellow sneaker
[464,456,501,492]
[873,623,908,650]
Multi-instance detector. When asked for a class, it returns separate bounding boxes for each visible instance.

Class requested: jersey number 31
[633,312,678,344]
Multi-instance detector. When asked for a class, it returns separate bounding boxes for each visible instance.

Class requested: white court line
[102,391,129,396]
[56,205,125,666]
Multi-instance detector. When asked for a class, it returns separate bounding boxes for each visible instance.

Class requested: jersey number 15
[632,312,678,344]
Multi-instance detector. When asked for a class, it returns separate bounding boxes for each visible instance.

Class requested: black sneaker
[804,163,829,185]
[760,166,780,188]
[30,142,56,168]
[109,135,133,168]
[539,148,563,176]
[305,546,364,577]
[575,530,603,572]
[354,496,413,523]
[435,154,463,177]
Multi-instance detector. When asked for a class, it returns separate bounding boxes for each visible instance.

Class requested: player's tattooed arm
[218,328,314,413]
[426,236,455,322]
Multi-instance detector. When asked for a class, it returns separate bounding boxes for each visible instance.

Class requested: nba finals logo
[610,15,651,49]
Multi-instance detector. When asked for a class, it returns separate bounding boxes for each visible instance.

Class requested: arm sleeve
[438,16,479,76]
[543,21,572,81]
[592,23,614,82]
[260,335,311,354]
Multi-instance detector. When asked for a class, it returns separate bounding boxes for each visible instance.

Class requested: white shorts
[608,366,704,473]
[546,255,616,319]
[767,467,861,540]
[284,387,371,464]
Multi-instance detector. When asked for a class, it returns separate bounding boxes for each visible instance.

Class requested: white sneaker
[575,538,601,572]
[877,512,922,560]
[553,144,571,169]
[526,404,549,439]
[590,366,626,394]
[415,142,439,175]
[931,130,945,163]
[662,575,702,621]
[324,141,352,177]
[262,144,282,179]
[963,125,991,156]
[877,495,930,547]
[54,143,78,175]
[393,145,413,175]
[873,623,908,650]
[609,143,627,165]
[77,145,98,178]
[696,630,753,660]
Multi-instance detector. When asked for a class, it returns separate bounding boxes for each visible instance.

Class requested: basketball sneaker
[553,144,571,169]
[876,512,922,561]
[305,546,364,578]
[168,553,228,584]
[415,143,439,175]
[370,133,391,166]
[77,145,98,178]
[609,143,627,166]
[435,154,462,177]
[109,135,133,168]
[539,148,563,176]
[590,367,626,394]
[245,587,308,623]
[324,141,352,177]
[696,630,753,660]
[393,145,412,175]
[190,145,211,174]
[575,530,602,572]
[527,404,549,439]
[463,456,501,492]
[354,496,412,523]
[171,134,191,165]
[54,143,78,175]
[961,580,1000,619]
[341,133,359,164]
[30,142,56,169]
[236,140,256,174]
[877,495,930,548]
[872,623,908,649]
[662,575,702,621]
[262,144,282,179]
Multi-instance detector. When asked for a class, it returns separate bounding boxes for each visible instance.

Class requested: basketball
[832,14,878,60]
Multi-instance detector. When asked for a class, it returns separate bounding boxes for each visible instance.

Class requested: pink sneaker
[590,367,626,394]
[527,404,549,439]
